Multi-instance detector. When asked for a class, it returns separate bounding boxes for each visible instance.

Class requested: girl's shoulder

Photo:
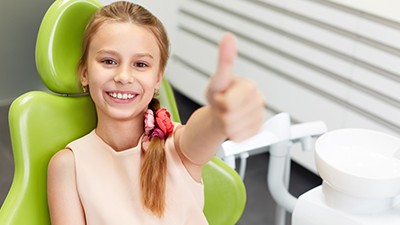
[48,148,75,175]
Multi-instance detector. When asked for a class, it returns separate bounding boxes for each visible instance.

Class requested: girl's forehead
[90,21,160,56]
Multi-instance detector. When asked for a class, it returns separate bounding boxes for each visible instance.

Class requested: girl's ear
[155,70,164,90]
[79,64,89,86]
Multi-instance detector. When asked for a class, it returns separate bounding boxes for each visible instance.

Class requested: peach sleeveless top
[67,129,208,225]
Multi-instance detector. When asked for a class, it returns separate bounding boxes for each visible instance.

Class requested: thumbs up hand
[207,33,237,95]
[206,33,265,142]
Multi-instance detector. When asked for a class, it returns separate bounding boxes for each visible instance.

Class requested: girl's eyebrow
[97,49,118,55]
[134,53,154,59]
[97,50,153,59]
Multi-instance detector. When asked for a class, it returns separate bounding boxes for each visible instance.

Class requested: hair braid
[140,98,168,217]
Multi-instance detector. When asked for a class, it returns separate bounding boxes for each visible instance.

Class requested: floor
[0,89,322,224]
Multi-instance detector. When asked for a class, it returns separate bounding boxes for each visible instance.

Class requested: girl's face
[81,21,163,122]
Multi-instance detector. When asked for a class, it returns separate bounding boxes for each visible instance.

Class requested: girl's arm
[48,149,86,225]
[176,33,265,180]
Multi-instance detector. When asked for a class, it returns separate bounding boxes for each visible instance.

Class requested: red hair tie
[142,108,174,152]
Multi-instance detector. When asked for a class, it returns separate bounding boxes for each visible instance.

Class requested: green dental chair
[0,0,246,224]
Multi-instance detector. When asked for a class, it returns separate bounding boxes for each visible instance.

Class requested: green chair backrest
[0,0,246,224]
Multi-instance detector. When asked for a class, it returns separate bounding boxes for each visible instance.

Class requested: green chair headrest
[35,0,102,94]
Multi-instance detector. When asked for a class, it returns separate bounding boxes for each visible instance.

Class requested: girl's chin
[106,108,146,121]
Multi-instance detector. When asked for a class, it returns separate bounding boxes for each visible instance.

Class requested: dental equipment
[292,128,400,225]
[219,112,400,225]
[217,112,327,225]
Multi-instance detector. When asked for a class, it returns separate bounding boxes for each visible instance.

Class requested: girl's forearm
[178,105,227,166]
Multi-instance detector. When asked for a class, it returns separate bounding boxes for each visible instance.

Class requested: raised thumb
[209,33,237,93]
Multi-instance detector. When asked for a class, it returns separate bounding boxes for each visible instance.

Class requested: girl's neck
[95,116,144,152]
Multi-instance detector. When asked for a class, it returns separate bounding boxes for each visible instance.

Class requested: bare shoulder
[48,149,85,224]
[47,149,77,203]
[48,148,75,176]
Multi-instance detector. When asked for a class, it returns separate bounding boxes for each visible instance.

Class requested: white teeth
[108,92,135,100]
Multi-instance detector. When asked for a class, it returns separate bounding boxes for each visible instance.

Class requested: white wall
[166,0,400,172]
[328,0,400,23]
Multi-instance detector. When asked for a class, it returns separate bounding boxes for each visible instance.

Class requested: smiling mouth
[107,92,137,100]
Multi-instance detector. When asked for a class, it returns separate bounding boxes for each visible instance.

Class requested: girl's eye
[135,62,148,68]
[102,59,117,65]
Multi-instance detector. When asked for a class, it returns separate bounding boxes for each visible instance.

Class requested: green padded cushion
[0,92,97,225]
[203,157,247,225]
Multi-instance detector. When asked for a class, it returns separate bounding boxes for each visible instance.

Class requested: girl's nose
[114,67,134,84]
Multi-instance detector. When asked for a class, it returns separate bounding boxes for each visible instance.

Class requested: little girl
[47,1,265,224]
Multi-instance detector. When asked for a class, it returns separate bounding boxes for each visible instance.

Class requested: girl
[47,1,264,224]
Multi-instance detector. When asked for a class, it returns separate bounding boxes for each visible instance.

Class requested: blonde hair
[79,1,170,217]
